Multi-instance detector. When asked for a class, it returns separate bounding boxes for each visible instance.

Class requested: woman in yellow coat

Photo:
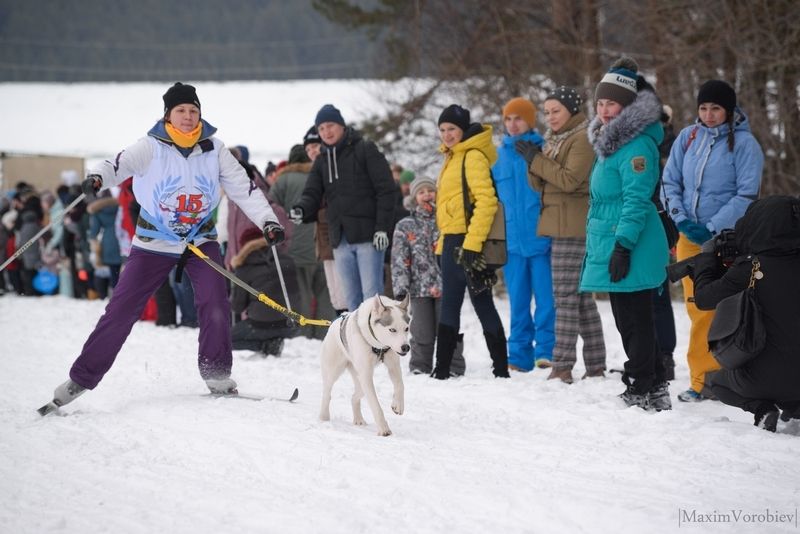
[431,104,509,379]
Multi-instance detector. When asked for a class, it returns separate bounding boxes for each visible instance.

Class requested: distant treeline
[0,0,382,81]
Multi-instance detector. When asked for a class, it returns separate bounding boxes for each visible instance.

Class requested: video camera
[666,229,738,283]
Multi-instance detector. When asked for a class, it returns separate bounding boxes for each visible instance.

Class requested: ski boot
[37,379,87,416]
[205,377,239,396]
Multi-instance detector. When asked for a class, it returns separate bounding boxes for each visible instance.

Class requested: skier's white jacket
[90,119,276,256]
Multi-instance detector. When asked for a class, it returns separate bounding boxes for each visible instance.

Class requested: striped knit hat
[595,57,639,107]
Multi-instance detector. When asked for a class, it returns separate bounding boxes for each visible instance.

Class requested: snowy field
[1,294,799,534]
[1,81,799,533]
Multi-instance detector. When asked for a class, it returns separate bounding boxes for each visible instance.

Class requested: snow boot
[754,403,779,432]
[53,379,87,407]
[484,329,509,378]
[261,338,284,357]
[205,377,238,395]
[619,385,650,410]
[648,382,672,412]
[450,332,467,377]
[548,367,574,384]
[581,368,605,380]
[677,389,710,402]
[431,324,458,380]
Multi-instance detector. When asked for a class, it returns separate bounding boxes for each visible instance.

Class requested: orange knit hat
[502,97,537,128]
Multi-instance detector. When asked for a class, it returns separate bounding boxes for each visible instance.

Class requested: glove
[263,221,285,247]
[700,238,716,254]
[455,247,487,272]
[288,207,304,225]
[677,220,712,246]
[81,174,102,196]
[373,231,389,251]
[608,242,631,283]
[514,140,541,166]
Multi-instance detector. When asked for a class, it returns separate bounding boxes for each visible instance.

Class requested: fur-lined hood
[230,237,268,269]
[588,90,663,159]
[276,161,312,177]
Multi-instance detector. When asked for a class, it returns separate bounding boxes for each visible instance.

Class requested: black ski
[37,400,66,417]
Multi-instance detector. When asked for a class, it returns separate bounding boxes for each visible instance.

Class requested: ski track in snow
[2,294,799,534]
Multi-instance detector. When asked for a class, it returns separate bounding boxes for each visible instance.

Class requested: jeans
[332,235,385,311]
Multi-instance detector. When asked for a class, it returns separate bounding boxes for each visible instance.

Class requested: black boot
[431,324,458,380]
[662,352,675,381]
[484,329,509,378]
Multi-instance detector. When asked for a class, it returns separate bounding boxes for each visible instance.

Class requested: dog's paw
[353,416,367,426]
[376,427,392,437]
[391,401,404,415]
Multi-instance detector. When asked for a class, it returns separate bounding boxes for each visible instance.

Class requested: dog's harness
[338,310,391,362]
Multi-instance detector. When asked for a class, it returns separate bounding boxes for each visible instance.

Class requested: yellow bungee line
[186,242,332,328]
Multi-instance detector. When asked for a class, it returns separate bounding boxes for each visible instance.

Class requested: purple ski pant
[70,242,232,389]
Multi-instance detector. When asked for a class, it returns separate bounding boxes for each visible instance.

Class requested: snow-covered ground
[1,81,799,533]
[2,293,799,534]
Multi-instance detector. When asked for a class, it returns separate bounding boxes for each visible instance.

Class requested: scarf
[165,121,202,148]
[543,118,589,159]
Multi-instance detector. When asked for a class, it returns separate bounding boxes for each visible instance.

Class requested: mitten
[372,231,389,251]
[81,174,102,196]
[608,242,631,283]
[455,247,487,272]
[677,220,712,246]
[514,140,541,166]
[263,221,285,247]
[288,207,304,225]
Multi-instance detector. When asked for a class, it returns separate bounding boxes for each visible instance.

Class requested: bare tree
[315,0,800,192]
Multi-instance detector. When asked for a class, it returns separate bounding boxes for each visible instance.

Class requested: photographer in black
[687,196,800,432]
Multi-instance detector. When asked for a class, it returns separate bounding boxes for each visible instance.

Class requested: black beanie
[697,80,736,114]
[303,125,321,146]
[545,86,583,116]
[438,104,471,132]
[163,83,201,114]
[314,104,346,127]
[288,144,310,164]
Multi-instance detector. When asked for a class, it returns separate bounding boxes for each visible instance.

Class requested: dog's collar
[339,310,390,361]
[366,311,391,361]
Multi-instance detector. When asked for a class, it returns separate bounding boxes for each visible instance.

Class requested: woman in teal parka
[581,57,670,411]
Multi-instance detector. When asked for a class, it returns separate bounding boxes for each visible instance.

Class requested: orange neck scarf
[165,121,202,148]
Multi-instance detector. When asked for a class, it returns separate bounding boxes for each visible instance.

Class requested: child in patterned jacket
[391,176,465,375]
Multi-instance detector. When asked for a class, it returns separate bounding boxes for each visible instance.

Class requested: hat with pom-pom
[595,57,639,107]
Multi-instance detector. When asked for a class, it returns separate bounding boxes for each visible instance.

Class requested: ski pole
[0,192,87,273]
[271,246,293,313]
[185,242,331,328]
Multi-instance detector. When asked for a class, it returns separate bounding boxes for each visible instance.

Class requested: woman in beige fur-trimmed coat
[527,86,606,384]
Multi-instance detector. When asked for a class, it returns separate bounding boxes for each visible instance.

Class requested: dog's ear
[398,293,410,310]
[373,293,385,314]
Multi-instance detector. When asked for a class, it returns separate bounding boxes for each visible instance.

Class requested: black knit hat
[545,86,583,116]
[163,82,201,114]
[438,104,471,132]
[303,125,321,146]
[314,104,346,127]
[595,57,639,107]
[697,80,737,114]
[288,144,310,164]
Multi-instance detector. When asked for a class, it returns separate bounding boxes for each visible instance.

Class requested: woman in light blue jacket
[662,80,764,403]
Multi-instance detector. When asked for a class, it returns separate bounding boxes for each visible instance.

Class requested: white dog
[319,294,411,436]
